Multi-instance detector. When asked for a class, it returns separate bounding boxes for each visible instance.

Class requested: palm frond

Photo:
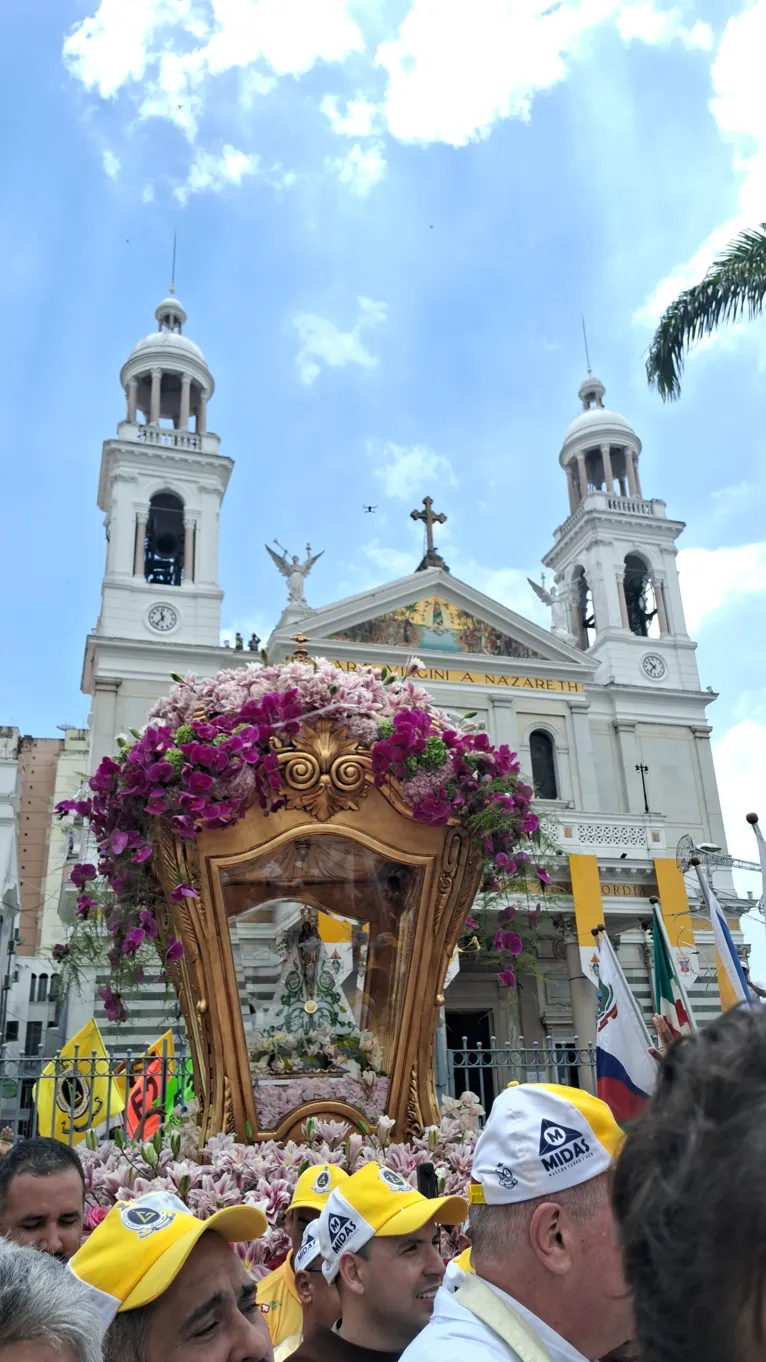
[646,222,766,399]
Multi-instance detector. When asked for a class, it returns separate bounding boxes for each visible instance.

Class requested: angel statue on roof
[265,542,324,608]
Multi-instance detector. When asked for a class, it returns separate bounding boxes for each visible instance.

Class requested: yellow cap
[318,1162,468,1281]
[289,1163,350,1213]
[471,1082,624,1205]
[69,1192,267,1332]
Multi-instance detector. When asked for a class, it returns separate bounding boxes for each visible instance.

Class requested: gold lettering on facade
[329,660,582,693]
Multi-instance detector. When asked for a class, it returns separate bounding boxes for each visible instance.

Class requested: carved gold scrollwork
[406,1065,423,1137]
[275,720,371,822]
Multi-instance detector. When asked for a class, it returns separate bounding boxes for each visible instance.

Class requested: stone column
[616,573,629,629]
[565,934,596,1093]
[149,369,162,424]
[133,513,147,576]
[633,457,643,497]
[183,521,195,583]
[600,443,614,494]
[126,378,138,423]
[576,452,588,499]
[566,463,578,513]
[489,695,519,755]
[691,725,729,854]
[655,578,670,634]
[197,390,208,434]
[91,678,122,773]
[569,703,600,810]
[179,373,191,430]
[626,451,638,496]
[613,720,643,813]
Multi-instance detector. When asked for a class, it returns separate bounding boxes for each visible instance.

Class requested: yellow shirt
[257,1253,303,1346]
[274,1332,302,1362]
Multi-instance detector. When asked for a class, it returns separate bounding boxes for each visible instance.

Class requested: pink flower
[110,830,129,855]
[464,916,478,930]
[76,894,98,919]
[84,1206,109,1232]
[536,866,551,885]
[497,967,517,988]
[165,938,184,963]
[70,863,97,888]
[494,929,523,957]
[170,883,198,903]
[414,795,451,826]
[132,844,153,864]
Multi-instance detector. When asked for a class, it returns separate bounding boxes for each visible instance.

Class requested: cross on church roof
[410,497,450,573]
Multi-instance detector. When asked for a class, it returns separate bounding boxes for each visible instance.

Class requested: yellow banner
[654,859,695,951]
[34,1018,125,1146]
[330,659,582,692]
[569,854,603,985]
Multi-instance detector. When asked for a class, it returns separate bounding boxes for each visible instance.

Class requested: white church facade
[10,289,750,1097]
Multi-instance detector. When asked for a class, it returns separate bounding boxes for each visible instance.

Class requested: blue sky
[2,0,766,956]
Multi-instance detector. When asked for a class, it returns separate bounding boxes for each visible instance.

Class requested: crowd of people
[0,1004,757,1362]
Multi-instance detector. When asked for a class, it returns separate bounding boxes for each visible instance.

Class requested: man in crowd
[258,1164,349,1349]
[614,1004,764,1362]
[69,1189,273,1362]
[290,1160,467,1362]
[0,1240,101,1362]
[403,1082,632,1362]
[275,1223,341,1362]
[0,1138,85,1261]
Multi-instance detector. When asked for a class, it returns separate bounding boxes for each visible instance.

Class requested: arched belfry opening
[572,565,595,650]
[144,492,185,586]
[623,554,659,638]
[529,730,558,800]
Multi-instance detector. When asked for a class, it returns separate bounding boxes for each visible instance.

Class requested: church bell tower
[83,289,233,767]
[542,375,699,692]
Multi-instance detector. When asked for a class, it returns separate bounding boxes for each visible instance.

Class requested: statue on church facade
[527,575,573,638]
[266,541,324,607]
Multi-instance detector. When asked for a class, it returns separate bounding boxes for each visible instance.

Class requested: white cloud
[321,93,379,136]
[324,141,386,195]
[362,540,418,578]
[175,144,260,202]
[375,0,712,148]
[373,442,457,500]
[293,296,388,385]
[102,148,120,178]
[64,0,365,107]
[141,183,155,202]
[677,542,766,633]
[635,0,766,363]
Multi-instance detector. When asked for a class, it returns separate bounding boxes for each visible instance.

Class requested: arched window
[145,492,185,586]
[530,730,558,800]
[37,974,48,1003]
[572,566,595,650]
[28,973,36,1002]
[624,554,659,638]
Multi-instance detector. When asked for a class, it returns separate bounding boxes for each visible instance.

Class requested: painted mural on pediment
[330,597,545,659]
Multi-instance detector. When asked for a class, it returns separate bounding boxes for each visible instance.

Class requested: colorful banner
[125,1031,175,1141]
[569,854,603,986]
[34,1018,125,1146]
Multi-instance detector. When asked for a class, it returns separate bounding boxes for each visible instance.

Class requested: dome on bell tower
[119,287,214,433]
[558,374,642,510]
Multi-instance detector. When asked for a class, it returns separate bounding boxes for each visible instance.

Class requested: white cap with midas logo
[470,1082,625,1206]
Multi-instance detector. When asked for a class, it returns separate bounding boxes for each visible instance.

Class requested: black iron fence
[0,1047,192,1144]
[447,1035,596,1112]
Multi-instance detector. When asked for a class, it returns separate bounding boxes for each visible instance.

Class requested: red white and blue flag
[596,931,657,1123]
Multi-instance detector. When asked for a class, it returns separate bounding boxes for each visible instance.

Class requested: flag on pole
[596,931,657,1122]
[694,862,751,1008]
[124,1031,175,1141]
[34,1018,125,1146]
[652,904,695,1037]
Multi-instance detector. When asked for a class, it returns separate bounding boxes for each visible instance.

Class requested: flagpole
[746,812,766,952]
[649,896,698,1031]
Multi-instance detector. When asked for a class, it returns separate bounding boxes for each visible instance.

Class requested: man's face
[289,1207,319,1257]
[0,1169,84,1261]
[145,1232,273,1362]
[294,1267,340,1334]
[349,1221,445,1349]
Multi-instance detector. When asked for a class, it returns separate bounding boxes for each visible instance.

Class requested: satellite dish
[676,834,695,873]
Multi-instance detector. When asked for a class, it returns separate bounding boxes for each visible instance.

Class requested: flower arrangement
[250,1025,384,1080]
[56,658,549,1018]
[78,1092,483,1271]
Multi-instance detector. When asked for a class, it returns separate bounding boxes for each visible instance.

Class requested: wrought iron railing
[447,1035,596,1114]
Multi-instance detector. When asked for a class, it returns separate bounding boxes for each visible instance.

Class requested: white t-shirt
[400,1270,589,1362]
